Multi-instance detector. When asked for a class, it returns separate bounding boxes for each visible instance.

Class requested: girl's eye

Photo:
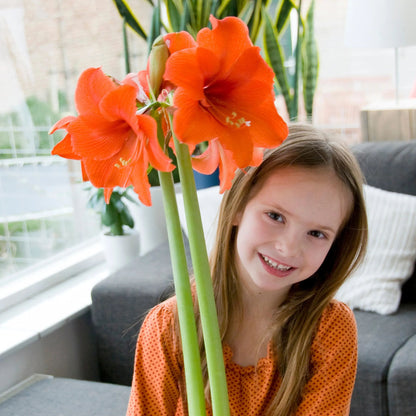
[267,212,283,222]
[309,230,326,239]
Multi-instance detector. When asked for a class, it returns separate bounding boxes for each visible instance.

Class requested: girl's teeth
[262,255,291,271]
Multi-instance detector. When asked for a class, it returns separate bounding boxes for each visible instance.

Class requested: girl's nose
[274,229,300,257]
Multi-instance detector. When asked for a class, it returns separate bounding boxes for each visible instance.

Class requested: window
[0,1,148,296]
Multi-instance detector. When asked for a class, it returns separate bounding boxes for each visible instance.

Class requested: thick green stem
[173,135,230,416]
[158,170,206,415]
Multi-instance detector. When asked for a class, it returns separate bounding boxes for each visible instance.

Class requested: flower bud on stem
[148,35,169,98]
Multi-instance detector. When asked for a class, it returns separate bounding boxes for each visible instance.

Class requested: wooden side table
[360,99,416,142]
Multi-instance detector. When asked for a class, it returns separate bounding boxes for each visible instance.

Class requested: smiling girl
[127,124,368,415]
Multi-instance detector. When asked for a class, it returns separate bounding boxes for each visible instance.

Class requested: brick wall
[9,0,151,109]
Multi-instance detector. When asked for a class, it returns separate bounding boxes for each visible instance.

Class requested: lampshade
[345,0,416,48]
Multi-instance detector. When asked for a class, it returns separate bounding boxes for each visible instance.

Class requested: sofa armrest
[91,238,190,385]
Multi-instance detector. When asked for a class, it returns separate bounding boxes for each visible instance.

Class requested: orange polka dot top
[126,297,357,415]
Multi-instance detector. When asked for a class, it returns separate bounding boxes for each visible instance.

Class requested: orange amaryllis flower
[50,67,174,205]
[192,139,263,193]
[163,15,288,189]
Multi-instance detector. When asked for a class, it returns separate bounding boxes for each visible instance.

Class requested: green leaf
[120,206,135,228]
[263,9,292,113]
[147,4,162,53]
[200,0,213,29]
[276,0,296,33]
[102,202,118,227]
[180,1,191,31]
[112,0,148,40]
[216,0,234,17]
[247,0,263,43]
[301,0,319,119]
[237,1,255,25]
[166,0,182,32]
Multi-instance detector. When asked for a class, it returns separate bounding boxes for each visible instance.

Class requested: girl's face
[234,166,352,302]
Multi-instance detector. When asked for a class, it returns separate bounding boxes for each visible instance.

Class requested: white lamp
[345,0,416,102]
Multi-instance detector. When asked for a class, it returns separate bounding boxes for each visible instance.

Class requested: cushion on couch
[335,184,416,314]
[0,376,131,416]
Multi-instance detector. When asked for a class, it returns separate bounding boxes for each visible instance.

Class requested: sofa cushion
[388,333,416,416]
[336,184,416,314]
[351,141,416,196]
[0,376,131,416]
[350,305,416,416]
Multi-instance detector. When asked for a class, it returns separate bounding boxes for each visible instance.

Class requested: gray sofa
[91,140,416,416]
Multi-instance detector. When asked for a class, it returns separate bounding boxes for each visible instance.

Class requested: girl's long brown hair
[176,124,368,415]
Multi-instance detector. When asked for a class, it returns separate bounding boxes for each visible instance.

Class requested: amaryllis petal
[164,31,197,54]
[51,133,80,159]
[191,141,220,175]
[103,188,113,204]
[197,16,253,75]
[99,84,139,127]
[164,48,206,96]
[218,128,255,167]
[75,68,116,116]
[192,139,240,193]
[138,114,174,172]
[217,149,238,193]
[67,115,129,159]
[130,156,152,206]
[49,115,76,134]
[171,89,222,146]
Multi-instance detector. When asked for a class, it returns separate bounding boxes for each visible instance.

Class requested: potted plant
[87,186,140,271]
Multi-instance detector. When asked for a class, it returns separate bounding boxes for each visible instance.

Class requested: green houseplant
[87,186,137,236]
[87,186,140,271]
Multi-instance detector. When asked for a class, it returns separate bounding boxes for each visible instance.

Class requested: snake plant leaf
[237,1,255,25]
[209,0,220,18]
[301,0,319,119]
[147,4,162,53]
[166,0,182,32]
[275,0,296,33]
[180,1,191,31]
[216,0,234,17]
[263,9,292,114]
[201,0,214,30]
[112,0,148,41]
[247,0,264,43]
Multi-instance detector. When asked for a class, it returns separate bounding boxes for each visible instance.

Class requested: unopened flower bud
[149,35,169,97]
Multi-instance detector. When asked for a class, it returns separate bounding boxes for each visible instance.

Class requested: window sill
[0,262,110,359]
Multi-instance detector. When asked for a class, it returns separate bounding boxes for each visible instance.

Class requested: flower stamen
[225,112,250,128]
[115,157,132,169]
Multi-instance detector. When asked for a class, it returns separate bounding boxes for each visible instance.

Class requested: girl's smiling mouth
[259,253,295,275]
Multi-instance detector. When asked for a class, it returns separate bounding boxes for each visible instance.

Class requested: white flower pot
[101,230,140,272]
